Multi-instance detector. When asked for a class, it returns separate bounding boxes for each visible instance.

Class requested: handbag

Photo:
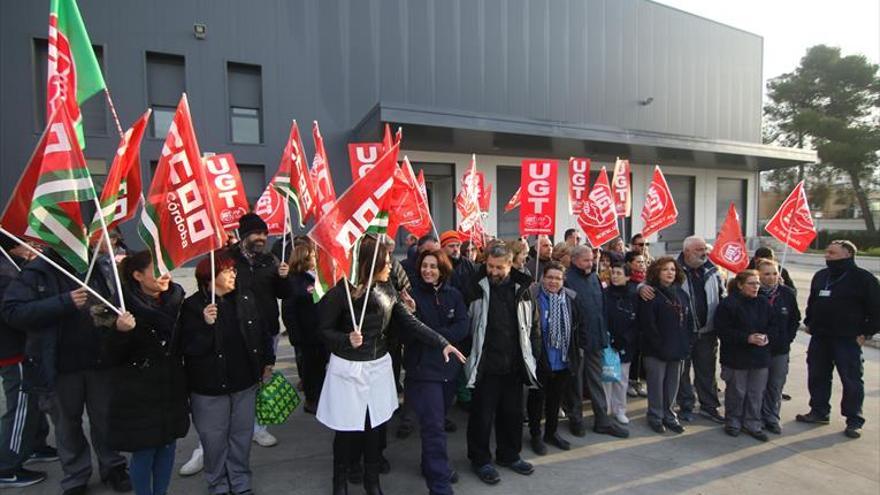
[601,344,623,383]
[256,372,301,425]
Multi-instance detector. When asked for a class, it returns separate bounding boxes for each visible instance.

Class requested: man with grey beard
[640,236,725,423]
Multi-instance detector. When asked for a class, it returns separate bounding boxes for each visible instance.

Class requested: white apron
[316,352,398,431]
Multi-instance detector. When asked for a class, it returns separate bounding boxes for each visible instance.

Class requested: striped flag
[272,120,317,226]
[0,105,95,272]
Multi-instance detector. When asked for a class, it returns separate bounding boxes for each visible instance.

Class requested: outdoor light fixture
[194,23,207,40]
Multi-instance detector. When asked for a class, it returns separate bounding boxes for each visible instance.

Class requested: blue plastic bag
[601,346,622,383]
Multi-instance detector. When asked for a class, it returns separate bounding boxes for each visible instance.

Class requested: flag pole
[103,88,125,138]
[83,241,100,283]
[210,249,216,305]
[0,227,122,315]
[534,236,540,281]
[281,196,290,262]
[357,233,384,331]
[0,245,21,273]
[89,184,126,313]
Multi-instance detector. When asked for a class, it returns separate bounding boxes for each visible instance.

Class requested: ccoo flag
[709,203,749,273]
[764,181,816,253]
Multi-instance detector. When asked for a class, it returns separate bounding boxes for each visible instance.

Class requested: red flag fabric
[709,202,749,273]
[254,182,287,236]
[639,166,678,238]
[568,157,591,215]
[478,178,492,213]
[311,121,337,217]
[519,159,558,236]
[204,154,249,230]
[308,140,400,279]
[382,123,393,153]
[387,157,427,238]
[89,108,149,239]
[416,169,428,201]
[611,158,632,217]
[348,142,383,181]
[577,167,620,247]
[273,120,317,226]
[137,94,224,276]
[764,181,816,253]
[504,187,521,213]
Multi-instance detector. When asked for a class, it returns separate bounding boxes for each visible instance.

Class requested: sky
[656,0,880,101]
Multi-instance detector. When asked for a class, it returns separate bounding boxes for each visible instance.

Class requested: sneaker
[0,468,47,488]
[26,446,59,464]
[649,422,666,434]
[678,410,695,422]
[615,412,630,425]
[497,458,534,476]
[795,411,830,425]
[544,433,571,451]
[699,408,725,424]
[844,426,862,439]
[746,429,769,442]
[636,382,648,397]
[252,429,278,447]
[724,425,740,437]
[569,421,586,437]
[62,485,87,495]
[765,423,782,435]
[530,435,547,455]
[626,384,639,397]
[179,447,204,476]
[104,464,132,492]
[664,421,685,434]
[594,422,630,438]
[473,464,500,485]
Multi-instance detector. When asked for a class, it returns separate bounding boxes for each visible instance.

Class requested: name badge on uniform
[819,289,832,297]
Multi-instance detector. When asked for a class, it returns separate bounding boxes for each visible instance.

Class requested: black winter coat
[564,267,609,352]
[605,283,639,363]
[318,279,450,362]
[229,245,290,336]
[714,292,776,369]
[637,285,694,361]
[804,258,880,338]
[0,255,26,362]
[404,279,469,383]
[179,289,274,396]
[1,251,114,392]
[105,284,189,451]
[282,271,322,347]
[760,284,801,355]
[450,256,477,294]
[531,285,583,374]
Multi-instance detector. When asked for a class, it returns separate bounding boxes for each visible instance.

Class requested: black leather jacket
[318,279,449,362]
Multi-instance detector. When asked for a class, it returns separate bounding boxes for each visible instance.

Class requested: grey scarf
[543,288,571,361]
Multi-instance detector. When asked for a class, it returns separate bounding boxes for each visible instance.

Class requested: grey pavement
[3,264,879,494]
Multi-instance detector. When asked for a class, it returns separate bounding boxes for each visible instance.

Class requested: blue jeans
[130,441,176,495]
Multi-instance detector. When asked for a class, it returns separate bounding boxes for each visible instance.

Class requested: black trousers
[466,372,523,467]
[334,412,386,467]
[298,344,329,404]
[527,369,570,437]
[807,335,865,428]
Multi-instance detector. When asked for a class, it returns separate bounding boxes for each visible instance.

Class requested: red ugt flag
[764,181,816,253]
[204,154,250,230]
[519,159,558,236]
[137,94,224,276]
[348,142,383,181]
[578,167,620,247]
[504,187,521,213]
[568,157,591,215]
[311,121,338,216]
[611,158,631,217]
[387,157,427,238]
[709,203,749,273]
[639,166,678,238]
[254,182,287,236]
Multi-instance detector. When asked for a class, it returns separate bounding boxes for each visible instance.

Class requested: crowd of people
[0,213,877,495]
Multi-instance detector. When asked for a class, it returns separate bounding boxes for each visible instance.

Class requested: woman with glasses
[179,252,274,495]
[317,236,466,495]
[714,269,777,442]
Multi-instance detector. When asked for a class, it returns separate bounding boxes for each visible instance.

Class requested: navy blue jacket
[760,284,801,355]
[564,266,609,352]
[637,285,694,361]
[804,258,880,338]
[604,283,639,363]
[404,279,469,383]
[1,251,115,392]
[714,292,777,369]
[0,255,26,362]
[281,271,321,347]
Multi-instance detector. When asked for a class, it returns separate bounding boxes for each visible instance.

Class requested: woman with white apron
[317,236,466,495]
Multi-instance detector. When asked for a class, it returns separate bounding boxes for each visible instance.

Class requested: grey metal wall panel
[1,0,765,211]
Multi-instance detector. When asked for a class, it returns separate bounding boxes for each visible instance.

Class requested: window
[659,175,696,250]
[496,166,520,240]
[146,52,185,137]
[716,178,747,235]
[33,39,107,135]
[227,63,262,144]
[235,163,266,206]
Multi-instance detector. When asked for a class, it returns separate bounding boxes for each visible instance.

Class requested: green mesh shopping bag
[256,372,301,425]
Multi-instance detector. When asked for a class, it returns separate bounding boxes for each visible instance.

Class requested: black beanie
[238,213,268,238]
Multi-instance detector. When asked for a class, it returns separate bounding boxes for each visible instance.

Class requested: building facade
[0,0,815,251]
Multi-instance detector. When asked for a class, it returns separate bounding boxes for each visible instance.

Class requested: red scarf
[630,270,646,283]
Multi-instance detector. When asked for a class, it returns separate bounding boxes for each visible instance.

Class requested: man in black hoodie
[796,240,880,439]
[0,237,55,488]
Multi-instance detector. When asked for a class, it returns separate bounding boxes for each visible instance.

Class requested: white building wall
[403,149,758,253]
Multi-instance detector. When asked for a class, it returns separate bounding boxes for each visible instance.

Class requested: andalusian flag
[47,0,106,149]
[0,106,95,272]
[89,109,150,239]
[272,121,317,226]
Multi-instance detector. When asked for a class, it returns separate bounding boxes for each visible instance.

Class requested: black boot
[333,463,349,495]
[363,462,384,495]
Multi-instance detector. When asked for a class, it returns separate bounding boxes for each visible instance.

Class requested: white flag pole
[88,174,126,313]
[357,233,384,331]
[0,227,122,314]
[83,242,100,283]
[210,249,216,305]
[0,245,21,272]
